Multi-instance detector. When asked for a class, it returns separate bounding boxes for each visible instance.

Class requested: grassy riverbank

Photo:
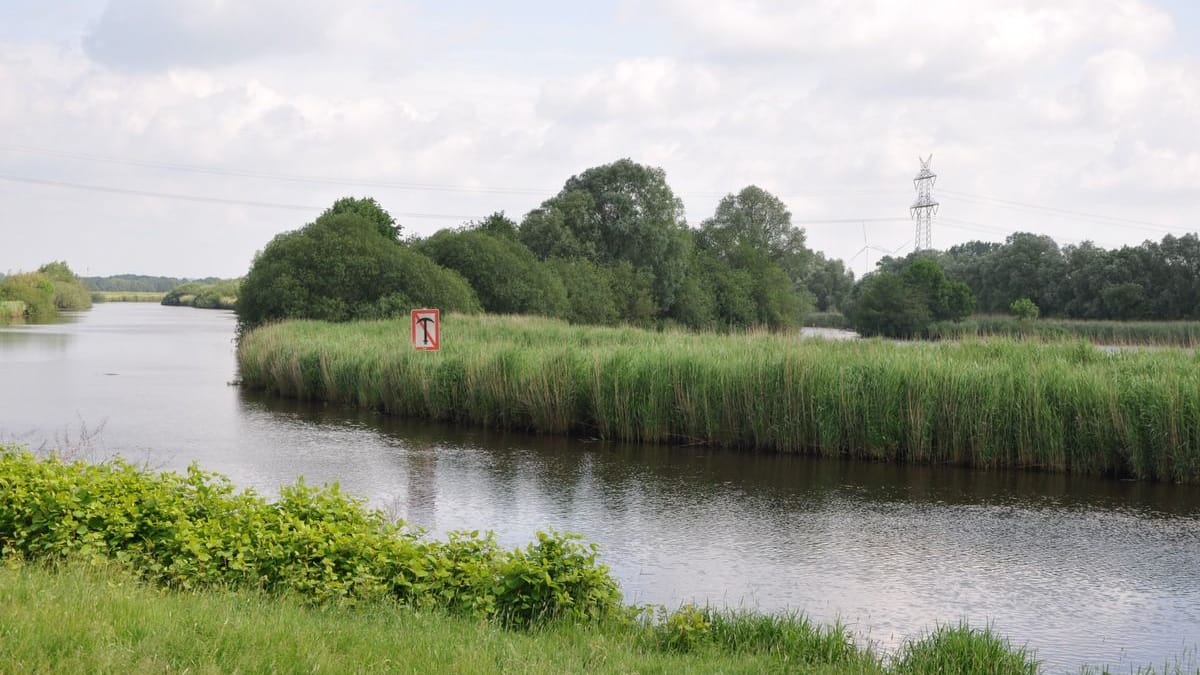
[2,448,1061,673]
[91,291,166,303]
[929,316,1200,347]
[239,314,1200,482]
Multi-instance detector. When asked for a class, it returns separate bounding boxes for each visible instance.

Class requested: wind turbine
[848,222,893,276]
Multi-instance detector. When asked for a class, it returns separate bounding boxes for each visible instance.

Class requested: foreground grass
[929,316,1200,347]
[91,291,165,303]
[3,562,875,674]
[239,314,1200,482]
[1,451,1187,673]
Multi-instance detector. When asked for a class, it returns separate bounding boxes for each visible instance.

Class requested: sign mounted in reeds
[410,308,440,351]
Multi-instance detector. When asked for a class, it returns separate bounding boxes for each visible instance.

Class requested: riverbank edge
[236,315,1200,483]
[1,448,1061,673]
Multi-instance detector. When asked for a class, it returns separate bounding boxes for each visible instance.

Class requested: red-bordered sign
[410,308,440,351]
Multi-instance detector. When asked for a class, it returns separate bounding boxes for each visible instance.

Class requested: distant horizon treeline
[83,274,225,293]
[237,159,856,331]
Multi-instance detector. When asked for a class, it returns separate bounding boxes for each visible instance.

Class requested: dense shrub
[0,448,621,627]
[0,273,57,320]
[162,279,240,310]
[417,225,568,318]
[38,262,92,311]
[846,257,973,338]
[237,204,481,328]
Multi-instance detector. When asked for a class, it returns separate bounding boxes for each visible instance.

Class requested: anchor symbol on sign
[415,316,435,346]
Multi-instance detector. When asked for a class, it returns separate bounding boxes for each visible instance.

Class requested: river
[2,303,1198,672]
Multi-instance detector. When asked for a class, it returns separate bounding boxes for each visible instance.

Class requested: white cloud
[0,1,1196,277]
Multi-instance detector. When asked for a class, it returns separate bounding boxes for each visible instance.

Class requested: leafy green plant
[1010,298,1040,321]
[0,448,621,627]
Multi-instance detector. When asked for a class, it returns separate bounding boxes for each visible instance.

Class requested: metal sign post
[410,308,440,351]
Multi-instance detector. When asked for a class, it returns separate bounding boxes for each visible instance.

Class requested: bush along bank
[0,448,619,627]
[0,448,1061,672]
[238,314,1200,483]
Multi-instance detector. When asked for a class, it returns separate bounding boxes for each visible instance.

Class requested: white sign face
[410,308,440,351]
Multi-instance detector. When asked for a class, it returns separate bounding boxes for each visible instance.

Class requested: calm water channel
[2,303,1198,671]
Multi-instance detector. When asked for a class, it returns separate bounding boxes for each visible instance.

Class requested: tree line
[875,231,1200,322]
[237,159,854,330]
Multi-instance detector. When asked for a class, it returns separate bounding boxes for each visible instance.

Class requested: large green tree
[519,159,691,314]
[699,185,813,287]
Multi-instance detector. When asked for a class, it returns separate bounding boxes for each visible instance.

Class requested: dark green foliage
[320,196,400,242]
[237,205,481,328]
[520,159,692,314]
[916,232,1200,322]
[0,449,621,627]
[846,271,931,338]
[893,624,1039,674]
[847,257,973,338]
[699,185,813,290]
[162,279,240,310]
[692,187,815,328]
[804,253,855,312]
[417,227,568,317]
[546,258,621,326]
[83,274,211,293]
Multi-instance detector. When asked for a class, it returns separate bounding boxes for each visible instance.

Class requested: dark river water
[2,303,1198,672]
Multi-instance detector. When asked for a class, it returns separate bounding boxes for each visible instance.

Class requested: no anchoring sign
[410,308,440,351]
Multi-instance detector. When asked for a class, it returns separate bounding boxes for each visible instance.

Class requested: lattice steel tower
[910,155,939,252]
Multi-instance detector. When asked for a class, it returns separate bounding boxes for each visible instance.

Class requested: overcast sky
[1,0,1197,278]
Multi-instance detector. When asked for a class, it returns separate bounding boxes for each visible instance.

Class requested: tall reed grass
[0,300,26,320]
[91,291,166,303]
[238,314,1200,483]
[929,316,1200,347]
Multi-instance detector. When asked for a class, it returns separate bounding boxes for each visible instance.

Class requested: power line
[0,143,552,196]
[940,188,1185,234]
[0,143,906,201]
[0,174,484,221]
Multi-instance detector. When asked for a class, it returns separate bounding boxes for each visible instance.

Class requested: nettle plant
[0,448,621,627]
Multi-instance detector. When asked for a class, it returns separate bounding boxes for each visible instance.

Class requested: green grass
[238,314,1200,483]
[0,299,25,321]
[0,562,878,674]
[929,315,1200,347]
[91,291,166,302]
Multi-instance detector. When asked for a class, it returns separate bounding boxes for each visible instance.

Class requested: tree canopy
[519,159,691,313]
[846,256,974,338]
[237,203,480,328]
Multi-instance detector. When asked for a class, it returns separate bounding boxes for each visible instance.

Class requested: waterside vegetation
[161,278,240,310]
[91,291,166,303]
[929,315,1200,348]
[2,449,1191,673]
[0,262,92,321]
[239,314,1200,483]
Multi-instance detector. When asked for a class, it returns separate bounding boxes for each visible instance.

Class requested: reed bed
[238,314,1200,483]
[0,300,26,320]
[91,291,166,303]
[929,316,1200,347]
